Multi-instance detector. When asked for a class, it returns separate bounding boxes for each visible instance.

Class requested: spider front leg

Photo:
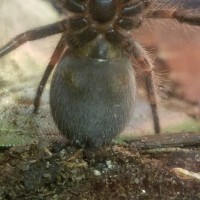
[0,20,68,112]
[123,40,160,134]
[0,20,68,58]
[33,35,67,113]
[146,9,200,26]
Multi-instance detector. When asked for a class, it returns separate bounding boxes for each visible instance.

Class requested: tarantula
[0,0,200,148]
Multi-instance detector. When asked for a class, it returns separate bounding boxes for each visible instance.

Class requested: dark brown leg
[146,9,200,26]
[33,35,67,113]
[0,20,68,58]
[123,40,160,134]
[121,0,150,16]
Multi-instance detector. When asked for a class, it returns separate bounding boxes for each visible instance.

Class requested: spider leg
[123,40,160,134]
[121,0,150,16]
[146,9,200,26]
[33,35,67,113]
[0,20,68,58]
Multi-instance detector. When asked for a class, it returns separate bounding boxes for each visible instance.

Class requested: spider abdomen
[50,54,136,148]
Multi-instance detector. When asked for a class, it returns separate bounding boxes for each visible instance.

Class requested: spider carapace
[0,0,200,148]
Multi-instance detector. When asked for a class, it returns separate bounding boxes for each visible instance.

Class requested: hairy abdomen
[50,55,136,148]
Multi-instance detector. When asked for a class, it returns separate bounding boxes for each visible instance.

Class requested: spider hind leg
[123,40,161,134]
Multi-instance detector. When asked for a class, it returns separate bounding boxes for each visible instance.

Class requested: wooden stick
[126,132,200,150]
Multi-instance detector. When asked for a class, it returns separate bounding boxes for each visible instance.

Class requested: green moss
[163,118,200,133]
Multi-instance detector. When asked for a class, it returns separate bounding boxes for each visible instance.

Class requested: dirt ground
[0,0,200,199]
[0,141,199,200]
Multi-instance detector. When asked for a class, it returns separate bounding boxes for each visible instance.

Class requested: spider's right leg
[146,9,200,26]
[122,40,160,134]
[0,20,68,58]
[33,35,67,113]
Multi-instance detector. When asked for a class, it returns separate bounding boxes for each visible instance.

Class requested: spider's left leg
[0,20,68,58]
[33,35,67,113]
[146,9,200,26]
[123,40,160,134]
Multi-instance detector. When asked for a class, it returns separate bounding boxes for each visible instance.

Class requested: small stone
[93,170,101,176]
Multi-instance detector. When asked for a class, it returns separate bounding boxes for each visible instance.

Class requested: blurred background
[0,0,200,147]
